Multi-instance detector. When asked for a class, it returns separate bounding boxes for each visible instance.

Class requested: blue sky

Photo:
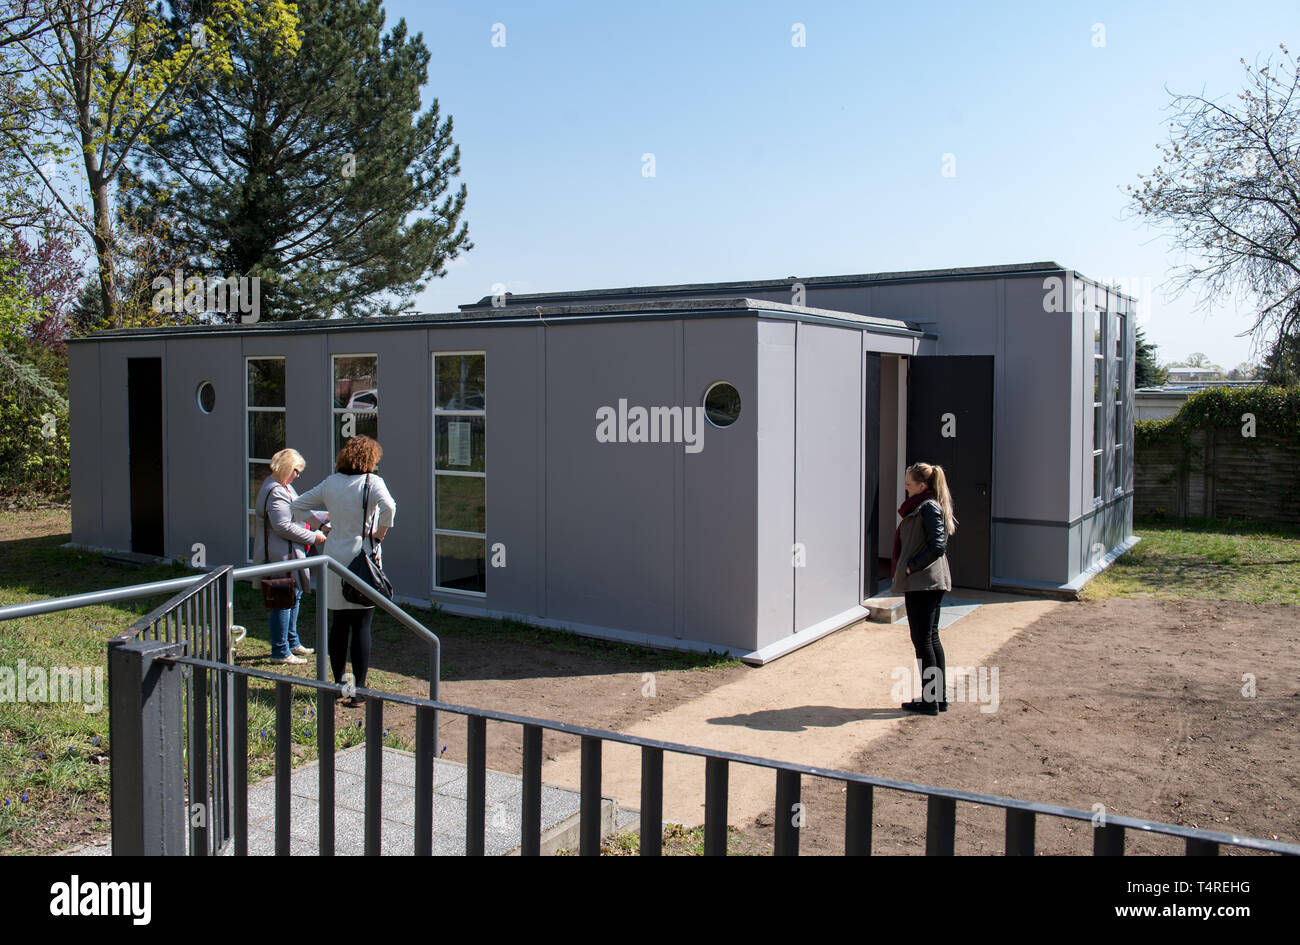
[383,1,1298,370]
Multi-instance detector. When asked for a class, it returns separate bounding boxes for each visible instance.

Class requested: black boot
[903,698,947,713]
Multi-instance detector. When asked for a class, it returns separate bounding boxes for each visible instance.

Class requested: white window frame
[331,353,379,460]
[245,355,286,563]
[431,350,487,597]
[1112,312,1126,497]
[1092,307,1105,507]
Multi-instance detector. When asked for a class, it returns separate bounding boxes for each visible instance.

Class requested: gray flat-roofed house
[461,261,1140,601]
[69,297,927,663]
[67,261,1137,663]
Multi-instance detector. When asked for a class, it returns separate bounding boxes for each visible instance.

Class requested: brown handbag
[261,487,299,610]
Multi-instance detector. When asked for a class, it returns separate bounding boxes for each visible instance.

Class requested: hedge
[1135,386,1300,446]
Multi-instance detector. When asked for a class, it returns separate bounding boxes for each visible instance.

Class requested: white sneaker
[292,646,315,656]
[274,654,308,665]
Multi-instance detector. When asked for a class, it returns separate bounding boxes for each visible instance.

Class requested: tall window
[1092,310,1104,504]
[247,357,286,561]
[433,352,486,594]
[333,355,378,458]
[1113,312,1126,495]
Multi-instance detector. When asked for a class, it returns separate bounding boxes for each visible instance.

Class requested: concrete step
[864,595,906,623]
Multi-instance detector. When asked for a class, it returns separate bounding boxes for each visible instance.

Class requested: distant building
[1165,366,1222,382]
[1135,379,1264,420]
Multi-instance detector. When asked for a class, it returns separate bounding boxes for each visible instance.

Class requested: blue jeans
[268,587,303,659]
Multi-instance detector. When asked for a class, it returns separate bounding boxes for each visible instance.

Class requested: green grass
[558,822,758,856]
[0,508,737,851]
[1082,515,1300,604]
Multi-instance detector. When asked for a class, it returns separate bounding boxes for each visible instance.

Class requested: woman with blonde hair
[891,462,957,715]
[254,448,328,663]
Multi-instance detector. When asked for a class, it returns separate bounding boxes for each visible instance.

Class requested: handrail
[171,653,1300,857]
[0,554,441,700]
[111,565,232,646]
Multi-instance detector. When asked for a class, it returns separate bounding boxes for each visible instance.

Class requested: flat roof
[70,296,924,343]
[459,260,1139,309]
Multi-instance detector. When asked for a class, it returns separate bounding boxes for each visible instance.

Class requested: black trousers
[904,590,946,704]
[329,607,374,688]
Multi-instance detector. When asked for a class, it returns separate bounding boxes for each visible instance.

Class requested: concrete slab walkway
[238,744,635,855]
[541,588,1060,827]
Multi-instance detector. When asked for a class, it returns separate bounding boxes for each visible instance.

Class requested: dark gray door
[128,358,164,556]
[864,353,881,600]
[905,356,992,589]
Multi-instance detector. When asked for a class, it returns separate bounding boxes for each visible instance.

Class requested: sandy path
[541,591,1061,825]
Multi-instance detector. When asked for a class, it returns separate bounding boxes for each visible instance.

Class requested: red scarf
[891,487,937,580]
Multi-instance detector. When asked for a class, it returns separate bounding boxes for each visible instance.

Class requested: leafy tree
[121,0,471,321]
[1135,325,1166,387]
[0,253,67,498]
[3,217,83,348]
[1127,44,1300,357]
[1261,331,1300,386]
[1,0,300,327]
[0,254,42,339]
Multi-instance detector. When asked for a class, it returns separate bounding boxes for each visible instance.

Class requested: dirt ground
[732,597,1300,855]
[10,507,1298,855]
[364,635,749,784]
[347,596,1299,855]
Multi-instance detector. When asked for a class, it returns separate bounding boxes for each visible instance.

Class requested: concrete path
[541,589,1060,826]
[238,744,635,855]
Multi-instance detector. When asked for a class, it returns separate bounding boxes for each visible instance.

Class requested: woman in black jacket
[890,462,957,715]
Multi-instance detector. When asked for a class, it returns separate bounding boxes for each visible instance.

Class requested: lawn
[1082,514,1300,605]
[0,505,734,854]
[2,505,1292,854]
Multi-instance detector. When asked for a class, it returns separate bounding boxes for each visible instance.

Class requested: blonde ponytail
[907,462,958,537]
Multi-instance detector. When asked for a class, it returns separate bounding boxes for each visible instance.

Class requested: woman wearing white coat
[291,435,396,705]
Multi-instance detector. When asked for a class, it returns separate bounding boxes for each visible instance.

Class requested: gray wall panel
[794,323,864,630]
[755,320,795,648]
[1000,277,1071,523]
[993,522,1066,584]
[543,322,679,638]
[684,319,758,650]
[68,343,101,547]
[165,336,244,565]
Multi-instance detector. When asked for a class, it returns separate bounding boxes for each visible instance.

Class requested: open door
[864,353,881,599]
[128,357,164,556]
[905,355,992,590]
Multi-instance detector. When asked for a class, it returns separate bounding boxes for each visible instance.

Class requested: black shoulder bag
[261,487,299,610]
[342,474,394,606]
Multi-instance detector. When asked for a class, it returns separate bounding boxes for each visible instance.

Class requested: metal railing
[0,553,442,855]
[118,656,1300,857]
[108,566,235,854]
[9,556,1300,856]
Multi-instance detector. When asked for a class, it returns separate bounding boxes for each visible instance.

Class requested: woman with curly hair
[291,435,396,706]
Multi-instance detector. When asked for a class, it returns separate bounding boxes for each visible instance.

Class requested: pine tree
[122,0,471,320]
[1134,326,1166,388]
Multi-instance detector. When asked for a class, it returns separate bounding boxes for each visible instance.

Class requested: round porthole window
[196,381,216,414]
[703,381,741,428]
